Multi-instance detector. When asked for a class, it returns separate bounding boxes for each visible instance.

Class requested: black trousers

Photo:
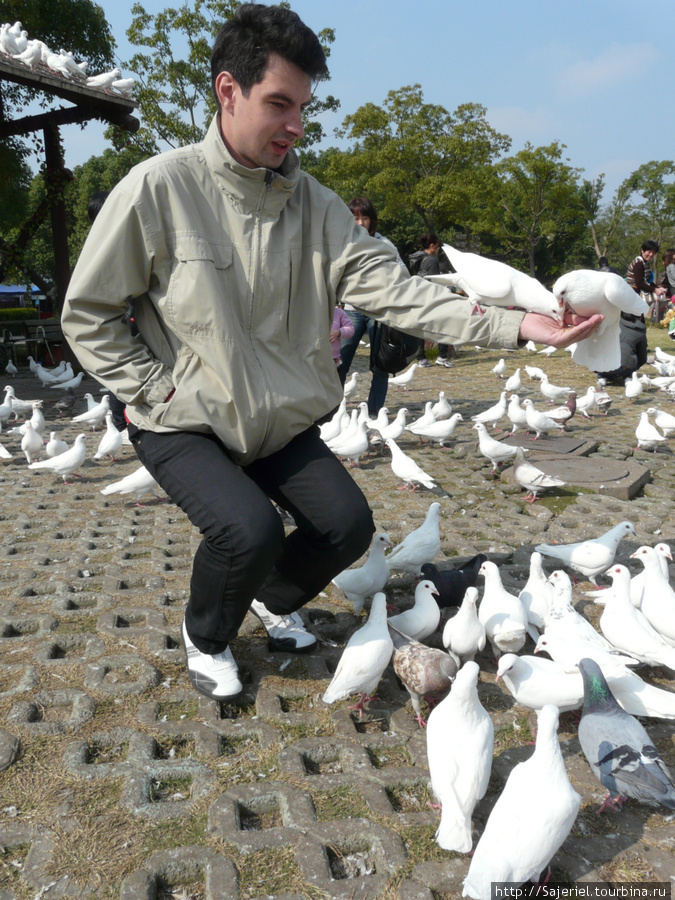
[129,424,374,654]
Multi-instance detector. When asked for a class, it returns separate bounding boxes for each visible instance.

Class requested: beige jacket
[62,116,524,465]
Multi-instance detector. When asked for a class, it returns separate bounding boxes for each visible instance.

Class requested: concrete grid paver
[1,339,675,898]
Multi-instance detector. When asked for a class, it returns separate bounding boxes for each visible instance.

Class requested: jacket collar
[202,114,300,213]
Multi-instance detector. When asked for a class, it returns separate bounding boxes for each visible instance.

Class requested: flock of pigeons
[328,340,675,502]
[0,20,134,95]
[0,356,159,501]
[325,501,675,895]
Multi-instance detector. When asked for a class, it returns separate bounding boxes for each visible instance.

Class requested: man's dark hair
[348,197,377,235]
[88,190,110,223]
[642,239,660,253]
[419,234,440,249]
[211,3,328,101]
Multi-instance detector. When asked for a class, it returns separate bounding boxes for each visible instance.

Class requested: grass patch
[311,785,370,821]
[366,744,412,769]
[529,485,595,515]
[400,823,457,865]
[386,781,433,812]
[234,845,327,900]
[149,774,193,802]
[493,713,534,753]
[157,698,200,721]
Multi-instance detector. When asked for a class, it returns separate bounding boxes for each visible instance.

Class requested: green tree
[485,142,587,279]
[120,0,339,153]
[623,160,675,248]
[323,85,510,245]
[580,174,633,260]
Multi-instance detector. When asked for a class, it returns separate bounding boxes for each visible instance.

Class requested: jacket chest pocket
[166,236,235,342]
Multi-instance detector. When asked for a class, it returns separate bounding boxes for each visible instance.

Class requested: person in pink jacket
[330,306,355,370]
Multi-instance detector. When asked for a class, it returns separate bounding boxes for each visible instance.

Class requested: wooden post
[43,120,71,315]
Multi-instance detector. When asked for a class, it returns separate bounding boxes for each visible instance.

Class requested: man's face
[215,54,311,170]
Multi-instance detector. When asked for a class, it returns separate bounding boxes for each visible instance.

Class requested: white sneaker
[435,357,453,367]
[249,599,317,653]
[181,619,242,700]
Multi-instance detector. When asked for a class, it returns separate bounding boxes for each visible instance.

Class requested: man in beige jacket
[62,4,601,702]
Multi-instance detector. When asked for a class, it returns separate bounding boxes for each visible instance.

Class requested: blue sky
[50,0,674,204]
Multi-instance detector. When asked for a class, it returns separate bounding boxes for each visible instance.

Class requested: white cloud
[559,43,657,94]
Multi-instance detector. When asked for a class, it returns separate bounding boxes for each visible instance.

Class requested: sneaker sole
[181,631,243,701]
[266,634,317,654]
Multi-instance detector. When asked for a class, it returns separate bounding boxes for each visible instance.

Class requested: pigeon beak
[495,673,502,682]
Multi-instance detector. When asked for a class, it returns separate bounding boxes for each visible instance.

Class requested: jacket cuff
[144,371,175,407]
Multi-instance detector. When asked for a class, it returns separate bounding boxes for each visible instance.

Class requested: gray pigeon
[577,658,675,813]
[388,622,459,727]
[54,387,77,417]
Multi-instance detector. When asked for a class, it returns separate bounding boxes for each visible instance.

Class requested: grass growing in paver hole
[232,845,328,899]
[366,744,411,768]
[157,698,200,720]
[155,734,196,759]
[149,773,194,802]
[311,784,370,820]
[385,780,433,812]
[0,843,30,891]
[399,823,457,865]
[493,713,535,752]
[88,738,129,764]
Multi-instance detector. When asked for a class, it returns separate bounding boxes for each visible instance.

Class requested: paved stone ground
[1,333,675,899]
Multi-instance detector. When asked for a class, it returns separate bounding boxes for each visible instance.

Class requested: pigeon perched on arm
[420,553,487,609]
[427,661,493,852]
[462,704,581,898]
[577,658,675,813]
[427,244,563,321]
[553,270,649,372]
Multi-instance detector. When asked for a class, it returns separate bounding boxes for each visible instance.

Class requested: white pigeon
[506,394,529,435]
[13,39,43,69]
[45,432,69,458]
[599,565,675,672]
[319,398,347,442]
[4,359,18,376]
[331,532,393,615]
[343,373,358,401]
[521,398,565,440]
[504,367,521,392]
[322,592,393,714]
[491,358,506,378]
[655,346,675,365]
[72,394,110,430]
[51,362,75,383]
[525,340,538,352]
[0,441,12,459]
[536,521,636,585]
[83,392,99,411]
[635,411,666,452]
[28,434,87,483]
[462,705,580,900]
[331,419,370,467]
[525,365,546,381]
[473,422,518,473]
[545,570,616,651]
[431,391,452,420]
[50,372,84,390]
[512,446,565,503]
[386,502,441,574]
[427,244,563,321]
[594,379,612,414]
[56,50,87,80]
[387,579,440,642]
[385,437,436,491]
[388,362,419,389]
[575,385,597,419]
[442,587,486,664]
[478,560,529,656]
[0,22,22,55]
[470,391,507,429]
[326,409,358,451]
[406,401,436,434]
[627,542,671,609]
[93,412,124,460]
[112,77,136,96]
[86,67,122,90]
[518,551,552,632]
[375,407,408,442]
[411,413,463,448]
[630,546,675,646]
[625,371,643,403]
[496,653,584,712]
[535,634,675,720]
[553,269,649,372]
[100,465,161,504]
[34,363,60,386]
[427,661,493,853]
[539,373,573,404]
[538,344,558,356]
[21,421,43,464]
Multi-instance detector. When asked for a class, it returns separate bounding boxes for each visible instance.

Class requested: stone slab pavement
[1,337,675,899]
